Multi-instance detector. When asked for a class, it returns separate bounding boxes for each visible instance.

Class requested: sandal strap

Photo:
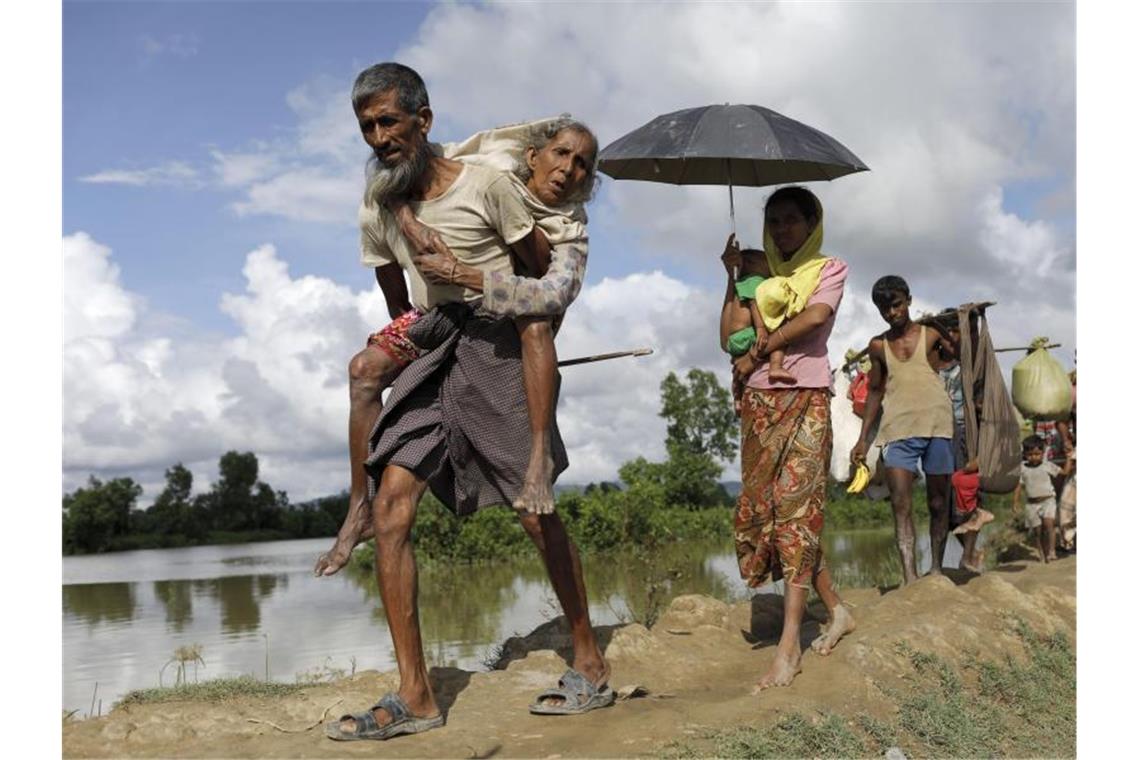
[337,709,379,736]
[559,668,593,696]
[371,692,411,723]
[534,685,583,708]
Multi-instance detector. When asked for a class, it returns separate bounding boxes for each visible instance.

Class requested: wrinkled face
[765,200,817,256]
[876,292,911,329]
[356,89,431,168]
[1024,447,1045,466]
[526,128,596,205]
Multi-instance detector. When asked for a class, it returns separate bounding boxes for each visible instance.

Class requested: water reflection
[196,574,286,634]
[345,540,742,648]
[153,580,193,631]
[63,582,137,627]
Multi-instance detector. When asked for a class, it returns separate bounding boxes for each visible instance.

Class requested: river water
[62,528,958,714]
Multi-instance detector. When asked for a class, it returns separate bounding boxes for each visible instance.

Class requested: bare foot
[811,604,856,656]
[514,451,555,514]
[314,498,372,577]
[952,508,995,535]
[960,549,985,573]
[752,645,802,692]
[768,367,797,384]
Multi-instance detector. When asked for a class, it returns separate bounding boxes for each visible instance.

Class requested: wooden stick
[558,348,654,368]
[994,343,1061,353]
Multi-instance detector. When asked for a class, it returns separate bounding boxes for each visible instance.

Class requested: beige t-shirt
[358,163,535,311]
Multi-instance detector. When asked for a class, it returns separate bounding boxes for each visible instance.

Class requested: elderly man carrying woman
[323,63,612,742]
[721,185,856,690]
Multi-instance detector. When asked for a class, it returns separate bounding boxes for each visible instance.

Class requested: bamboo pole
[840,302,997,373]
[557,348,654,368]
[994,343,1060,354]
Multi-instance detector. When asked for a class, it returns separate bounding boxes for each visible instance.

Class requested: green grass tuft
[117,675,308,707]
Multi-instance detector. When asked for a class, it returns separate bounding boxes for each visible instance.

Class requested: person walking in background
[850,276,957,585]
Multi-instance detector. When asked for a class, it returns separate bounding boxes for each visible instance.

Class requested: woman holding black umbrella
[722,185,855,690]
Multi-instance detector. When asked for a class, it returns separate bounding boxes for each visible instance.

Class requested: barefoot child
[949,458,994,571]
[1012,435,1073,562]
[720,248,794,410]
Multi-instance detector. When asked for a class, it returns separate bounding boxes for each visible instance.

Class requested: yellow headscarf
[755,193,829,332]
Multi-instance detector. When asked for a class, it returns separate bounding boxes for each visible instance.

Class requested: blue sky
[64,1,434,329]
[61,0,1078,504]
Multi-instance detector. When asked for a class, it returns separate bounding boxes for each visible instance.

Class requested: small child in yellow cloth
[721,249,797,393]
[722,248,793,395]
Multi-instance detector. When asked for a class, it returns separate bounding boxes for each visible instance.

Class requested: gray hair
[515,116,601,204]
[351,62,429,115]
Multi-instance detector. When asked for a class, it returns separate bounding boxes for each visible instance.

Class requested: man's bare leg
[513,317,557,515]
[754,581,807,691]
[809,565,856,656]
[886,468,920,584]
[334,465,440,733]
[315,347,401,577]
[926,473,951,576]
[519,512,609,706]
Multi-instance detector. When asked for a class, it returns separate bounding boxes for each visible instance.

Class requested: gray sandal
[529,668,616,715]
[324,692,444,741]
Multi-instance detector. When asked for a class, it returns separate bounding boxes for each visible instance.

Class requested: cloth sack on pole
[1011,339,1073,421]
[957,307,1022,494]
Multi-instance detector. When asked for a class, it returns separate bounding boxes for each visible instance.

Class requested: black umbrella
[598,103,868,232]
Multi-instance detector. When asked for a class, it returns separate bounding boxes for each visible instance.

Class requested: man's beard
[364,139,433,209]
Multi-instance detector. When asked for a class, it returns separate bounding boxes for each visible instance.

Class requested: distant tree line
[62,451,349,555]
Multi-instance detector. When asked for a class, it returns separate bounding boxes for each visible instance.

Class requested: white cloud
[79,161,200,187]
[64,232,138,342]
[63,232,388,502]
[230,168,361,224]
[140,33,199,59]
[209,147,282,187]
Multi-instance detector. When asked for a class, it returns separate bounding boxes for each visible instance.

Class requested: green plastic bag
[1011,340,1072,421]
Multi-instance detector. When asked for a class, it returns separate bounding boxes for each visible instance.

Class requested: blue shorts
[883,437,955,475]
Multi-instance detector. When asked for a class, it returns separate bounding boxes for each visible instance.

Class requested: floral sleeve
[481,240,588,317]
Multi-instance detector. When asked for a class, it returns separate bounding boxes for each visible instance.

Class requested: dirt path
[63,556,1075,758]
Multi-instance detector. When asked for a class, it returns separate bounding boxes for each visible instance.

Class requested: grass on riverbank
[661,617,1074,759]
[117,676,308,707]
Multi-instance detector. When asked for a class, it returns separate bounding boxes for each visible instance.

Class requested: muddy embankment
[64,556,1076,758]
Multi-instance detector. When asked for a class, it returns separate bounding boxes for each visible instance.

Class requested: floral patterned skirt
[735,387,832,589]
